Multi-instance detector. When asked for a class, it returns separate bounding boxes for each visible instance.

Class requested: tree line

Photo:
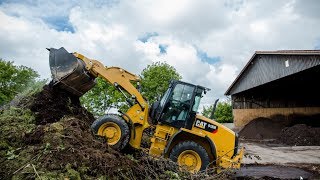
[0,59,39,105]
[0,58,233,123]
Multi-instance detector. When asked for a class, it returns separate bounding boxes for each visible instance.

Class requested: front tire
[91,114,130,151]
[169,141,210,172]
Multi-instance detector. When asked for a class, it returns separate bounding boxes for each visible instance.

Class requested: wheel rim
[97,122,121,145]
[177,150,202,172]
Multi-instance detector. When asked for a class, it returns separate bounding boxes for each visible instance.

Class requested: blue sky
[0,0,319,104]
[197,49,221,64]
[43,16,75,33]
[138,32,159,43]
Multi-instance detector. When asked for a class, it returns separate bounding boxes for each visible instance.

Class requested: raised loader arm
[72,52,150,149]
[49,47,150,149]
[73,52,147,109]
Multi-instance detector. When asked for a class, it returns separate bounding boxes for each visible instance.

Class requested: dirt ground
[236,165,317,179]
[242,141,320,165]
[221,119,320,179]
[237,140,320,179]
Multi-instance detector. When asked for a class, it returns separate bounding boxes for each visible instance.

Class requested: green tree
[80,62,182,116]
[202,104,214,119]
[141,62,182,104]
[0,59,39,105]
[80,77,127,116]
[201,101,233,123]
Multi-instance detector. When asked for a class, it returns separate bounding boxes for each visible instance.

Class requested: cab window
[161,84,195,127]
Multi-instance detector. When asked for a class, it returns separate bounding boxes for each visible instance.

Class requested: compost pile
[279,124,320,146]
[0,85,191,180]
[239,117,320,146]
[239,117,288,140]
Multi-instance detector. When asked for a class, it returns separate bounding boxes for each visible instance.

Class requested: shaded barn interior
[225,50,320,128]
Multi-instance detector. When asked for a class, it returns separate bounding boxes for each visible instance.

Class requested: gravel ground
[242,141,320,164]
[238,140,320,179]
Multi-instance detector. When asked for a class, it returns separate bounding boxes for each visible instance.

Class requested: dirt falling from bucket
[29,85,95,125]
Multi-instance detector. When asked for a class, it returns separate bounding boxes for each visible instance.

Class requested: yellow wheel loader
[48,47,244,173]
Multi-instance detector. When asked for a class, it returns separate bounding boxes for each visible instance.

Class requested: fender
[205,135,217,161]
[164,130,182,154]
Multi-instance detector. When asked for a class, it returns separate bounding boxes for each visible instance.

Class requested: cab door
[158,82,196,128]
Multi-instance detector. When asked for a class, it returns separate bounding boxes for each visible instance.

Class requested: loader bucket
[49,47,96,97]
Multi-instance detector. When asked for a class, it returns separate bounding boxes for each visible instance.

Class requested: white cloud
[0,0,319,108]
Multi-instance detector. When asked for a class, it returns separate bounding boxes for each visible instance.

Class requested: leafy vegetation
[141,61,182,104]
[0,59,39,105]
[80,77,126,116]
[202,105,213,119]
[81,62,182,116]
[202,100,234,123]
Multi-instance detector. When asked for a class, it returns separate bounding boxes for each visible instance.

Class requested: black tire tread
[91,114,130,151]
[169,141,210,171]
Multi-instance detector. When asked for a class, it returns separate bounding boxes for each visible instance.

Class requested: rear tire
[91,114,130,151]
[169,141,210,172]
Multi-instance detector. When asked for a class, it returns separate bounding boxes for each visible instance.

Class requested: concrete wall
[233,107,320,127]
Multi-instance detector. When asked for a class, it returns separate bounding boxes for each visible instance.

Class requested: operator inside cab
[157,82,204,129]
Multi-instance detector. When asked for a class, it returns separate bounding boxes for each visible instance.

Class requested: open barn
[225,50,320,129]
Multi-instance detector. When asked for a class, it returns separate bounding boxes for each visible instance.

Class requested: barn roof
[225,50,320,95]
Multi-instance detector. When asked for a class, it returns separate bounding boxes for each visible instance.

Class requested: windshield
[172,84,194,103]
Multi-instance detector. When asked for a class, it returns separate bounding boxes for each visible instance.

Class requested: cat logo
[195,120,207,129]
[194,119,218,133]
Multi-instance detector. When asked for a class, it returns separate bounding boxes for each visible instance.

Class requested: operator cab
[149,80,210,129]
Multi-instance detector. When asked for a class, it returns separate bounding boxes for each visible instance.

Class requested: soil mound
[29,85,94,125]
[239,117,288,139]
[0,85,193,179]
[279,124,320,146]
[239,116,320,146]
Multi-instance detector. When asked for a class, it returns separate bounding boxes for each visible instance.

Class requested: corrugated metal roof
[225,50,320,95]
[255,50,320,55]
